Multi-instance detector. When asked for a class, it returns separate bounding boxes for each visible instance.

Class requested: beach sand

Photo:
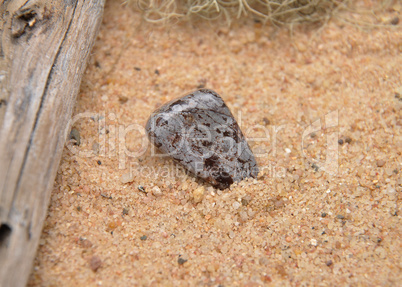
[28,1,401,285]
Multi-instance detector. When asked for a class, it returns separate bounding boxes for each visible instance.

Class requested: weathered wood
[0,0,105,286]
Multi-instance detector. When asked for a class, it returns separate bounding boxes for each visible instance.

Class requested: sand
[28,0,401,286]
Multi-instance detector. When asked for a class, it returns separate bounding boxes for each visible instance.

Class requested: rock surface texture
[146,89,259,189]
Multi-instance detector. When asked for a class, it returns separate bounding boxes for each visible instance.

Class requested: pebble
[239,211,248,221]
[232,201,241,210]
[228,231,235,239]
[70,128,80,146]
[178,257,187,265]
[89,256,102,272]
[385,184,395,194]
[145,89,259,189]
[376,160,385,167]
[310,238,318,246]
[345,136,352,144]
[138,186,147,193]
[390,17,399,25]
[118,95,128,104]
[140,235,147,241]
[192,186,205,203]
[241,196,251,206]
[152,186,163,197]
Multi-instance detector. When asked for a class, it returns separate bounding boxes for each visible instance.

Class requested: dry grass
[128,0,396,27]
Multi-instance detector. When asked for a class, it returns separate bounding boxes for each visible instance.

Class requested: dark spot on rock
[215,170,234,189]
[204,155,219,169]
[172,134,181,146]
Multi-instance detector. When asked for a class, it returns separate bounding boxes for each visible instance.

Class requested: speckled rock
[146,89,258,189]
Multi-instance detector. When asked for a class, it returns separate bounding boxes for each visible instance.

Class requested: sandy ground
[28,0,401,286]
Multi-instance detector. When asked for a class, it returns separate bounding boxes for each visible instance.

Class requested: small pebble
[138,185,147,194]
[140,235,147,241]
[97,160,102,165]
[321,212,327,217]
[326,260,333,266]
[89,255,102,272]
[228,231,235,239]
[232,201,241,210]
[122,208,129,216]
[390,17,399,25]
[119,95,128,104]
[70,128,80,146]
[310,238,318,246]
[192,186,205,203]
[345,137,352,144]
[134,67,141,71]
[239,211,248,222]
[338,139,344,145]
[336,215,345,219]
[152,186,163,197]
[241,196,251,206]
[178,257,187,265]
[376,160,385,167]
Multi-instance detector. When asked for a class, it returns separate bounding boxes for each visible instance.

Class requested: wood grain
[0,0,105,285]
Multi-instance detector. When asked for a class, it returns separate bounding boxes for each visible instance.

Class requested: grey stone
[146,89,258,189]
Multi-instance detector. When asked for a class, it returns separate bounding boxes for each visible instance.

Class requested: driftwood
[0,0,105,286]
